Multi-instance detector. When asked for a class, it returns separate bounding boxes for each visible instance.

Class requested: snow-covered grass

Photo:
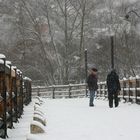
[2,98,140,140]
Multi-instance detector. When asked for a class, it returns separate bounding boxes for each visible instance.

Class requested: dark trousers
[108,91,119,108]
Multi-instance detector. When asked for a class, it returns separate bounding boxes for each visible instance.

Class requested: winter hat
[91,67,98,72]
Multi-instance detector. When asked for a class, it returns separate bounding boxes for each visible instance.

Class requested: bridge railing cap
[136,75,140,79]
[0,54,6,59]
[0,59,4,64]
[24,76,32,81]
[123,77,127,80]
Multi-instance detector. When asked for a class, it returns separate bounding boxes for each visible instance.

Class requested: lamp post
[0,54,7,138]
[124,10,140,74]
[110,35,114,69]
[84,49,88,96]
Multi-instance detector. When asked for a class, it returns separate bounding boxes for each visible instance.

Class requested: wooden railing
[32,76,140,104]
[32,83,87,98]
[0,54,32,139]
[97,76,140,104]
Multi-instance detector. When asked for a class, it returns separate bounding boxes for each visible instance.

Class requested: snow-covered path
[2,98,140,140]
[45,98,140,140]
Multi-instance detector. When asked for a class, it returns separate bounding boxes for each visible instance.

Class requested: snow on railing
[0,53,32,138]
[32,83,87,98]
[32,76,140,104]
[97,76,140,104]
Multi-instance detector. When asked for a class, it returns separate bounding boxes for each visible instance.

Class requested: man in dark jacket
[107,69,121,108]
[87,68,98,107]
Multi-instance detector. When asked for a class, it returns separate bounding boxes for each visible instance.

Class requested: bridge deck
[43,98,140,140]
[4,98,140,140]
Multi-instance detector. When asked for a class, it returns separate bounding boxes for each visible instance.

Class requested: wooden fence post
[135,76,140,104]
[3,57,7,138]
[97,83,99,97]
[9,62,13,129]
[135,77,137,103]
[100,83,102,97]
[21,73,24,115]
[37,86,40,97]
[103,83,106,98]
[52,85,55,99]
[122,79,124,100]
[69,84,72,98]
[129,77,133,102]
[123,78,126,102]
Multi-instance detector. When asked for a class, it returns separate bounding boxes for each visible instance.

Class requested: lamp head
[125,14,129,19]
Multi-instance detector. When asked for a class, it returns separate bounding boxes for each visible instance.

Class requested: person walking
[107,69,121,108]
[87,68,98,107]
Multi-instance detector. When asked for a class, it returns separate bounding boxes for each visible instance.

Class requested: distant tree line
[0,0,140,85]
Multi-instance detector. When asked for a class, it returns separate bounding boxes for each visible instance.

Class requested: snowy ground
[1,98,140,140]
[0,102,34,140]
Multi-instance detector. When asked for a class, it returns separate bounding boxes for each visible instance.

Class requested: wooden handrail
[32,76,140,104]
